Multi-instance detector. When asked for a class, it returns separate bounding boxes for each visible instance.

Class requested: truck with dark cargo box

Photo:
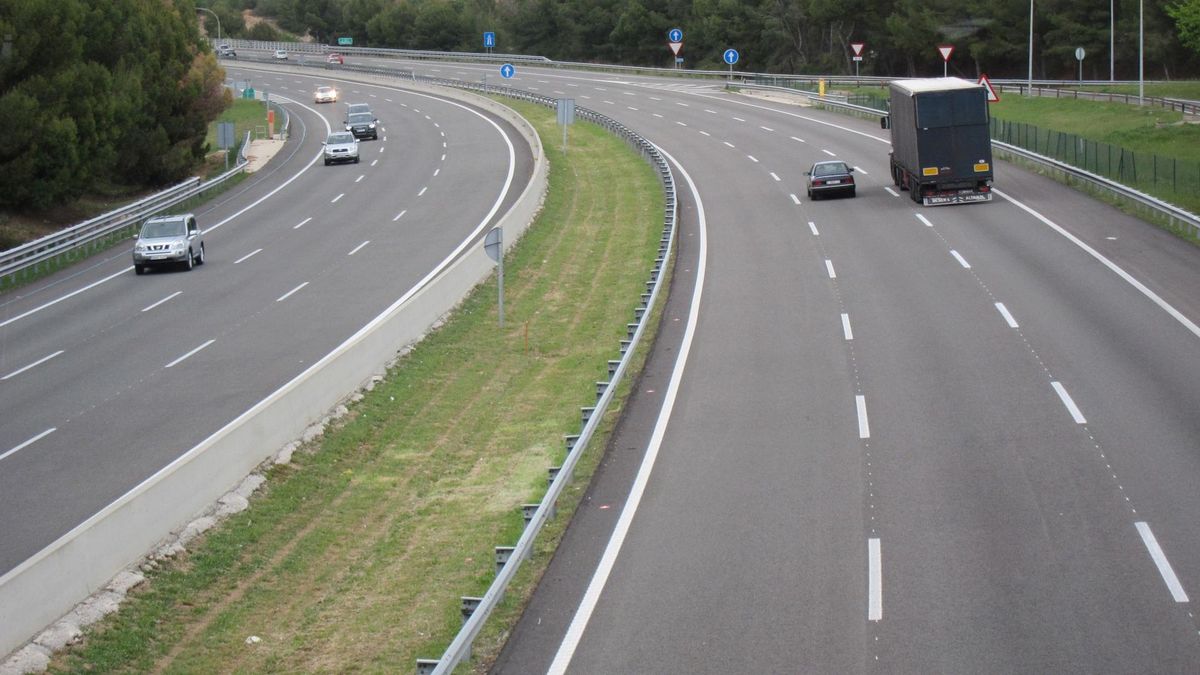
[881,77,994,206]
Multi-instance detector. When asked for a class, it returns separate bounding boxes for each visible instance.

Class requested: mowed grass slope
[49,100,663,673]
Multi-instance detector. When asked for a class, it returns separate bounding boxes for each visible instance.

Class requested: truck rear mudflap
[923,187,993,206]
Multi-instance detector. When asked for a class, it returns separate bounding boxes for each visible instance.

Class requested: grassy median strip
[49,99,663,673]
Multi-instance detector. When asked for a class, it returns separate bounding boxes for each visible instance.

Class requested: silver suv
[133,214,205,274]
[323,131,359,165]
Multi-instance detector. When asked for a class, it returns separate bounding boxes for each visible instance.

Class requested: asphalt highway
[363,62,1200,672]
[0,65,533,575]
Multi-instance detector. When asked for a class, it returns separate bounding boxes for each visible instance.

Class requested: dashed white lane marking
[385,98,393,102]
[747,155,759,163]
[676,121,688,127]
[808,221,819,235]
[294,217,312,229]
[825,259,837,279]
[623,91,635,96]
[822,149,837,157]
[235,249,263,264]
[885,187,899,197]
[369,93,377,98]
[393,210,407,222]
[418,186,428,197]
[854,166,869,174]
[868,538,883,620]
[705,109,717,114]
[627,106,638,111]
[723,141,735,148]
[434,168,440,177]
[1051,381,1087,424]
[770,172,781,182]
[166,339,215,368]
[857,395,871,439]
[1,428,56,462]
[760,126,774,132]
[331,193,344,203]
[580,95,591,99]
[441,154,446,161]
[915,214,934,227]
[554,90,565,95]
[649,95,661,100]
[2,350,64,380]
[355,175,364,183]
[676,102,689,107]
[371,159,378,167]
[699,131,710,136]
[379,146,385,153]
[950,250,971,269]
[732,117,746,122]
[568,83,579,87]
[791,136,806,143]
[995,302,1019,328]
[1135,522,1189,602]
[140,292,182,313]
[275,283,308,303]
[790,194,801,205]
[594,87,607,91]
[602,100,615,105]
[842,313,854,340]
[653,113,664,118]
[348,241,370,256]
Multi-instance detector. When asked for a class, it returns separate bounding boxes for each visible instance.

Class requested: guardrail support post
[620,339,631,354]
[595,381,608,401]
[607,360,621,379]
[416,659,439,675]
[495,546,514,575]
[548,466,560,487]
[627,323,639,339]
[581,406,594,426]
[564,434,579,453]
[461,596,483,623]
[522,503,539,527]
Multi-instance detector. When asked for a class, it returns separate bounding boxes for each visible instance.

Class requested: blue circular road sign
[723,48,740,65]
[500,63,515,79]
[668,28,683,43]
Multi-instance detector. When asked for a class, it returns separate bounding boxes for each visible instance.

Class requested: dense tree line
[213,0,1198,79]
[0,0,229,211]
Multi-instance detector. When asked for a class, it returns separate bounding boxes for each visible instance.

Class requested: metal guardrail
[0,131,252,289]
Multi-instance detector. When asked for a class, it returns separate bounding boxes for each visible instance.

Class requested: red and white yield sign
[978,74,1000,102]
[668,41,683,56]
[850,42,865,57]
[937,44,955,62]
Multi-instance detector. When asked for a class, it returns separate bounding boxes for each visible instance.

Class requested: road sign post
[850,42,865,77]
[937,44,954,77]
[1075,46,1086,82]
[484,31,495,54]
[723,48,739,82]
[337,36,352,46]
[557,98,575,155]
[978,74,1000,103]
[500,63,515,80]
[484,227,504,327]
[667,28,683,69]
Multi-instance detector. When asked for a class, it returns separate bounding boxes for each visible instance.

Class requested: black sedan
[806,160,856,199]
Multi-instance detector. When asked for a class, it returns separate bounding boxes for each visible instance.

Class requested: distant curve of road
[0,66,533,577]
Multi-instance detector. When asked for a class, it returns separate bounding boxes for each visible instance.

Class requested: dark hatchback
[806,160,856,199]
[344,112,378,140]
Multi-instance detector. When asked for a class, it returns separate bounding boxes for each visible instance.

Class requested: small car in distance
[273,49,288,60]
[216,44,237,59]
[344,112,379,140]
[133,214,205,274]
[326,53,344,65]
[314,86,338,104]
[806,161,856,199]
[323,131,360,165]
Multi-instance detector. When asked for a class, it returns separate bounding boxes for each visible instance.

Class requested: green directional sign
[337,37,353,46]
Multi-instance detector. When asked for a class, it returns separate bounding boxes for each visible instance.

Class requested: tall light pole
[1110,0,1115,81]
[1138,0,1144,104]
[1027,0,1034,95]
[196,6,221,46]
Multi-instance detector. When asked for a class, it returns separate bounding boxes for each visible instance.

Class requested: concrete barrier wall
[0,74,547,659]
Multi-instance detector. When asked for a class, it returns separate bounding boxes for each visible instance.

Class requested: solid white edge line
[547,144,707,675]
[868,538,882,620]
[348,241,369,256]
[1135,522,1189,602]
[915,214,934,227]
[165,339,214,368]
[234,249,263,264]
[808,221,819,235]
[857,395,870,439]
[950,250,972,269]
[140,291,182,312]
[276,282,309,303]
[825,259,837,279]
[842,313,854,340]
[994,188,1200,341]
[0,428,57,462]
[2,350,65,380]
[995,302,1019,328]
[1050,381,1087,424]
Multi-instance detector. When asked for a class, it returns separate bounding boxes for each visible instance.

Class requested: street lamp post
[1138,0,1144,105]
[1027,0,1034,96]
[196,6,221,46]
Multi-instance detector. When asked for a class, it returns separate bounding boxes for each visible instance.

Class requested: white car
[323,131,359,165]
[273,49,288,60]
[314,86,337,104]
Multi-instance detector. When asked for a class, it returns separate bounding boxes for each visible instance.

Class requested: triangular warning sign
[978,74,1000,103]
[668,41,683,56]
[850,42,865,57]
[937,45,954,62]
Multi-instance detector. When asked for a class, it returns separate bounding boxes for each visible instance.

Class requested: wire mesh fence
[989,118,1200,213]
